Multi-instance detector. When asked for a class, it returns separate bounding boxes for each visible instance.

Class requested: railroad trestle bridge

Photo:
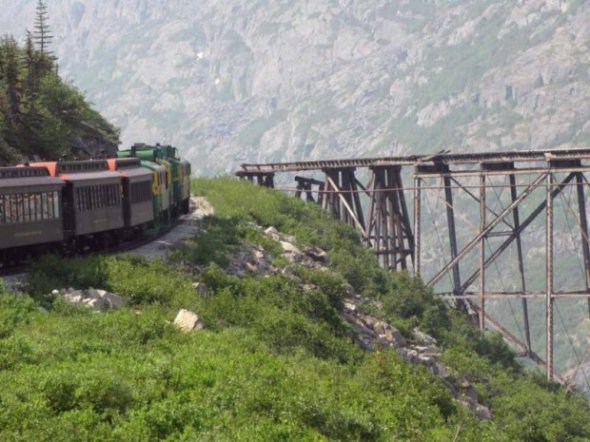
[236,148,590,384]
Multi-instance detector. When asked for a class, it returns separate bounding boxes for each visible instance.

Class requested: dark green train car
[117,143,191,216]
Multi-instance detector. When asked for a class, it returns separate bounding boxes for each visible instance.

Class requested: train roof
[30,160,110,176]
[107,158,142,170]
[58,160,109,174]
[0,166,65,190]
[28,161,122,185]
[107,158,152,181]
[140,161,167,172]
[0,177,65,189]
[0,166,50,179]
[58,171,121,185]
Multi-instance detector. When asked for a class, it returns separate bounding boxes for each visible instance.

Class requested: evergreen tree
[1,36,22,123]
[23,30,38,101]
[33,0,52,56]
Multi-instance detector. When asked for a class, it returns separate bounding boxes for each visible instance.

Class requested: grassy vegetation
[0,178,588,440]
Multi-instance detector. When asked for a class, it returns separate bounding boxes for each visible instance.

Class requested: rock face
[342,292,492,420]
[0,1,588,174]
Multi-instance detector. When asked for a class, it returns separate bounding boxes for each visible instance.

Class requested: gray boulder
[59,287,128,312]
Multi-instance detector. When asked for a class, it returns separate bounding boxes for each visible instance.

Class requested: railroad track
[0,196,205,283]
[0,223,175,281]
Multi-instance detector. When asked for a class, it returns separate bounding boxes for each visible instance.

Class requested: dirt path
[129,196,214,260]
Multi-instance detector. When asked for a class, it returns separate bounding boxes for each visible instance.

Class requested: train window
[74,184,121,212]
[42,193,49,220]
[53,192,59,217]
[24,195,31,222]
[130,181,152,204]
[107,185,115,206]
[0,191,60,224]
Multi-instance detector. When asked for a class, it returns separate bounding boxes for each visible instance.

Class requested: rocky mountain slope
[0,0,588,173]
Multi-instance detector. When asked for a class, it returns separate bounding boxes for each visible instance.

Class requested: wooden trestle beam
[294,176,323,203]
[236,171,275,188]
[365,166,414,271]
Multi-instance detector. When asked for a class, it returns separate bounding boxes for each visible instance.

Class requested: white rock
[85,298,108,312]
[174,309,203,332]
[280,241,301,254]
[415,345,441,356]
[343,301,357,312]
[418,354,433,365]
[252,249,266,261]
[398,348,419,363]
[382,328,406,347]
[412,327,437,345]
[63,291,84,304]
[61,287,127,312]
[264,226,281,241]
[372,320,388,335]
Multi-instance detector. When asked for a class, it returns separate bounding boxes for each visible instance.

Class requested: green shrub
[28,255,196,309]
[0,291,37,338]
[0,177,588,440]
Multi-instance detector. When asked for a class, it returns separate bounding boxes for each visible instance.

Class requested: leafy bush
[28,254,196,308]
[0,287,37,338]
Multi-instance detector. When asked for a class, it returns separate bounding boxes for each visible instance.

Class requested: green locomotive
[117,143,192,222]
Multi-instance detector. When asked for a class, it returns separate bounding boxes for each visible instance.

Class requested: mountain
[0,0,588,174]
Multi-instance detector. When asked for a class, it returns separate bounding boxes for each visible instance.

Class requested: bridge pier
[366,166,414,271]
[294,176,323,203]
[320,168,366,233]
[236,172,275,188]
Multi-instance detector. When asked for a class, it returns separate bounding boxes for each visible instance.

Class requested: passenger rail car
[0,167,65,262]
[107,158,154,228]
[0,143,191,264]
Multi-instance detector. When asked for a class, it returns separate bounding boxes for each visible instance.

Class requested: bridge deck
[239,148,590,173]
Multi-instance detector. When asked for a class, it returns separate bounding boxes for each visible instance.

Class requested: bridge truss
[236,148,590,385]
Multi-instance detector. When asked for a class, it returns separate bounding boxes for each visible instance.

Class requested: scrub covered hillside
[0,178,589,440]
[0,10,119,164]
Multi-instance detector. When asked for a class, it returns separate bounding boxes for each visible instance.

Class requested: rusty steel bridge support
[237,149,590,383]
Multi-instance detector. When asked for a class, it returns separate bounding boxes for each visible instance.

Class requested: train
[0,143,191,265]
